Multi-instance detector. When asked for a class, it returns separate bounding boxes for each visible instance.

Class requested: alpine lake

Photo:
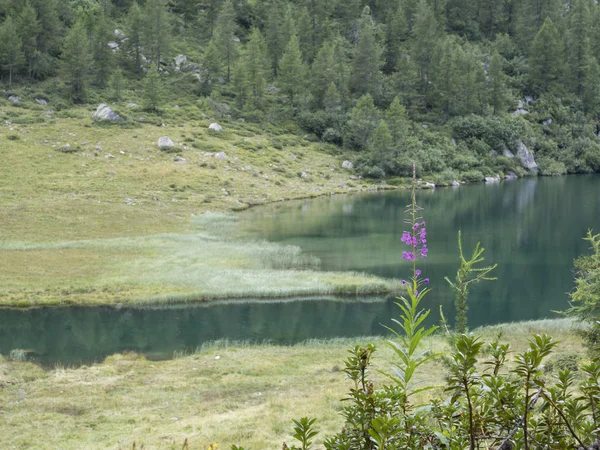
[2,174,599,365]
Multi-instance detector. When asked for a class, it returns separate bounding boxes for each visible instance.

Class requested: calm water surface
[1,175,599,364]
[240,175,600,326]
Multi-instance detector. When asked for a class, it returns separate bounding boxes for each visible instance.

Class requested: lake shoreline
[0,318,581,449]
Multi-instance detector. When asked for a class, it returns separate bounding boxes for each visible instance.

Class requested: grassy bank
[0,100,402,307]
[0,319,583,449]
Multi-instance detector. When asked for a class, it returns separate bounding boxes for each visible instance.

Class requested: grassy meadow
[0,95,401,307]
[0,319,584,449]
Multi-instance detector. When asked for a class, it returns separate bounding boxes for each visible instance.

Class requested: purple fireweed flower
[402,251,416,261]
[415,269,421,276]
[424,278,430,284]
[420,245,428,258]
[401,231,411,243]
[401,279,408,285]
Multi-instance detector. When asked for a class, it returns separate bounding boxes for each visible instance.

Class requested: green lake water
[240,174,600,327]
[1,175,599,365]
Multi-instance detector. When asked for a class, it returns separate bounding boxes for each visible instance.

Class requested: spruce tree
[567,0,591,96]
[0,16,23,86]
[93,14,114,88]
[277,35,307,106]
[515,0,560,49]
[583,57,600,114]
[17,1,40,78]
[346,93,380,149]
[173,0,199,27]
[126,1,144,73]
[213,0,238,82]
[231,60,248,109]
[370,120,393,172]
[384,7,409,74]
[61,20,91,103]
[529,17,563,94]
[411,0,440,91]
[299,0,331,62]
[202,39,222,94]
[323,82,341,113]
[310,41,335,108]
[108,68,125,101]
[487,50,508,115]
[350,6,383,96]
[296,7,313,63]
[386,96,409,147]
[244,28,268,111]
[143,67,163,111]
[143,0,171,70]
[265,0,286,75]
[452,44,485,115]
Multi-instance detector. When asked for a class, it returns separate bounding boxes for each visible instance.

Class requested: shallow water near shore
[2,174,599,365]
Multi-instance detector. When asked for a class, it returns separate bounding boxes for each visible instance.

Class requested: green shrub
[461,169,485,182]
[538,158,567,176]
[434,168,458,185]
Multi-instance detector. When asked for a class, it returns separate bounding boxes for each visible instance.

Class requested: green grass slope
[0,97,398,306]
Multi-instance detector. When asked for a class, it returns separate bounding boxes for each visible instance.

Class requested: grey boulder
[158,136,175,151]
[93,104,123,122]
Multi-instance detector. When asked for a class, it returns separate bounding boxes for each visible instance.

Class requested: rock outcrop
[515,141,538,171]
[93,104,123,122]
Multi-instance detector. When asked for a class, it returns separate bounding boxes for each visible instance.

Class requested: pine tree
[332,37,351,104]
[143,66,163,111]
[126,2,144,73]
[278,35,307,106]
[350,6,383,96]
[529,17,563,94]
[583,56,600,114]
[231,60,248,109]
[515,0,560,49]
[346,93,380,149]
[452,44,485,115]
[109,68,125,101]
[386,96,409,147]
[213,0,238,82]
[446,0,476,36]
[31,0,62,57]
[428,36,456,113]
[0,16,23,86]
[202,39,222,94]
[567,0,591,96]
[478,0,506,38]
[411,0,440,90]
[370,120,393,171]
[487,50,508,115]
[173,0,199,27]
[296,7,313,63]
[93,14,114,88]
[310,41,335,108]
[384,7,409,74]
[265,0,286,75]
[244,28,268,110]
[61,20,91,103]
[17,1,40,78]
[323,81,341,113]
[299,0,331,62]
[143,0,171,70]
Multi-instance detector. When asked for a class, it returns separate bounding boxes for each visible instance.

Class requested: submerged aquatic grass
[0,212,400,306]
